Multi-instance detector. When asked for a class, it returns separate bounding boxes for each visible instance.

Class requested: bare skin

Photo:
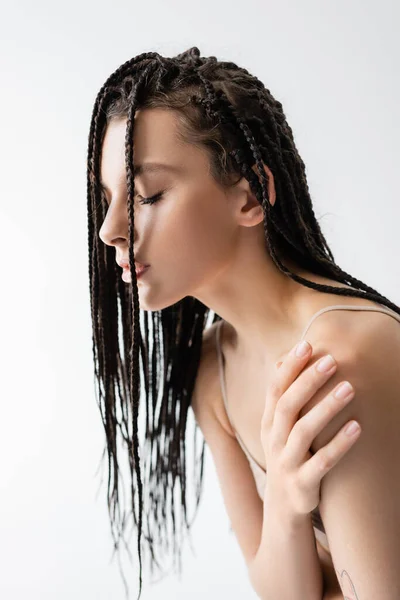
[99,107,385,595]
[99,101,379,476]
[99,107,370,358]
[99,106,376,453]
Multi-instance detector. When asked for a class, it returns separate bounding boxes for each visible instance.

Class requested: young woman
[86,46,400,599]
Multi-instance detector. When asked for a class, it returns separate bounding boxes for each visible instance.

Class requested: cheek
[139,206,228,306]
[136,198,232,311]
[165,197,232,269]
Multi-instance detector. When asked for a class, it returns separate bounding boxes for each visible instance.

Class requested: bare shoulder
[303,298,400,361]
[191,321,236,438]
[297,299,399,427]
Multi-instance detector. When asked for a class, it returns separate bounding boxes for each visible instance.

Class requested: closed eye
[137,191,165,205]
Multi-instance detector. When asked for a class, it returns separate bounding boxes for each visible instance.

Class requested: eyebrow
[99,162,181,190]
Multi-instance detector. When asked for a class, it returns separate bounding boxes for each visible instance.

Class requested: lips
[117,258,149,270]
[134,265,148,275]
[121,264,149,282]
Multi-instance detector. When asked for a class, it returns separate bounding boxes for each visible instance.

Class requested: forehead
[99,107,212,191]
[100,109,183,179]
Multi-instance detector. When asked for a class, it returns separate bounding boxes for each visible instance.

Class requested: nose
[98,201,133,248]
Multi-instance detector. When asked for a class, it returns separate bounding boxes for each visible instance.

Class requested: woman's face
[99,108,262,311]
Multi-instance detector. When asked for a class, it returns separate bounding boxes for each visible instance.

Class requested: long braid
[193,58,398,308]
[124,58,161,599]
[86,46,400,600]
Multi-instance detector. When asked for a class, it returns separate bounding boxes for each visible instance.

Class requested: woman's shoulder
[191,321,236,437]
[191,322,221,412]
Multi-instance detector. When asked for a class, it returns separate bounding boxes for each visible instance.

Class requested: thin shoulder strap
[215,320,267,471]
[215,320,231,423]
[214,303,400,472]
[300,303,400,340]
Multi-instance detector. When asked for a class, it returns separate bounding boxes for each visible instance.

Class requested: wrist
[263,493,313,534]
[250,502,323,600]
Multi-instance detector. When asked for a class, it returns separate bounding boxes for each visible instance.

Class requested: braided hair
[86,46,400,599]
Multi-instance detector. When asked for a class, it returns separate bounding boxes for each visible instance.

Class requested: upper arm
[302,316,400,599]
[191,323,264,568]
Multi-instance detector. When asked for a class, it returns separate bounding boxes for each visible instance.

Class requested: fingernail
[345,421,360,436]
[316,354,336,373]
[334,381,353,400]
[295,341,310,358]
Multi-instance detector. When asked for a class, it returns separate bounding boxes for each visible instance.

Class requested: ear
[250,162,276,207]
[226,161,277,229]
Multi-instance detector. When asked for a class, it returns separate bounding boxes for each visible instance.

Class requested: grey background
[0,1,399,599]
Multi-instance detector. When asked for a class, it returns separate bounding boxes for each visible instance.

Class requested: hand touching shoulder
[299,310,400,599]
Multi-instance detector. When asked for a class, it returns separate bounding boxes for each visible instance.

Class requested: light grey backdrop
[1,1,399,599]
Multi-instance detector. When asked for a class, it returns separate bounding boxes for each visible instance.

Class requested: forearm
[248,500,324,600]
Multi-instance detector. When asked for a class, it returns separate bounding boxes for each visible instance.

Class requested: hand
[261,340,361,521]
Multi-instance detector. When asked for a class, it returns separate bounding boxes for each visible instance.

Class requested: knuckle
[316,449,332,472]
[293,418,310,442]
[268,380,282,399]
[302,362,321,388]
[276,397,291,416]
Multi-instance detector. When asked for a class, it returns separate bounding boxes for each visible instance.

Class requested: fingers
[298,417,361,490]
[285,379,356,467]
[270,340,313,401]
[263,343,313,438]
[270,351,338,450]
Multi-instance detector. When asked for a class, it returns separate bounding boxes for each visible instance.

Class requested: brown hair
[86,46,399,599]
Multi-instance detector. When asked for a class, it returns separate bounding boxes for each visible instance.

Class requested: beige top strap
[214,303,400,469]
[300,303,400,340]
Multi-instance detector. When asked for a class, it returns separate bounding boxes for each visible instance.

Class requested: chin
[136,289,186,313]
